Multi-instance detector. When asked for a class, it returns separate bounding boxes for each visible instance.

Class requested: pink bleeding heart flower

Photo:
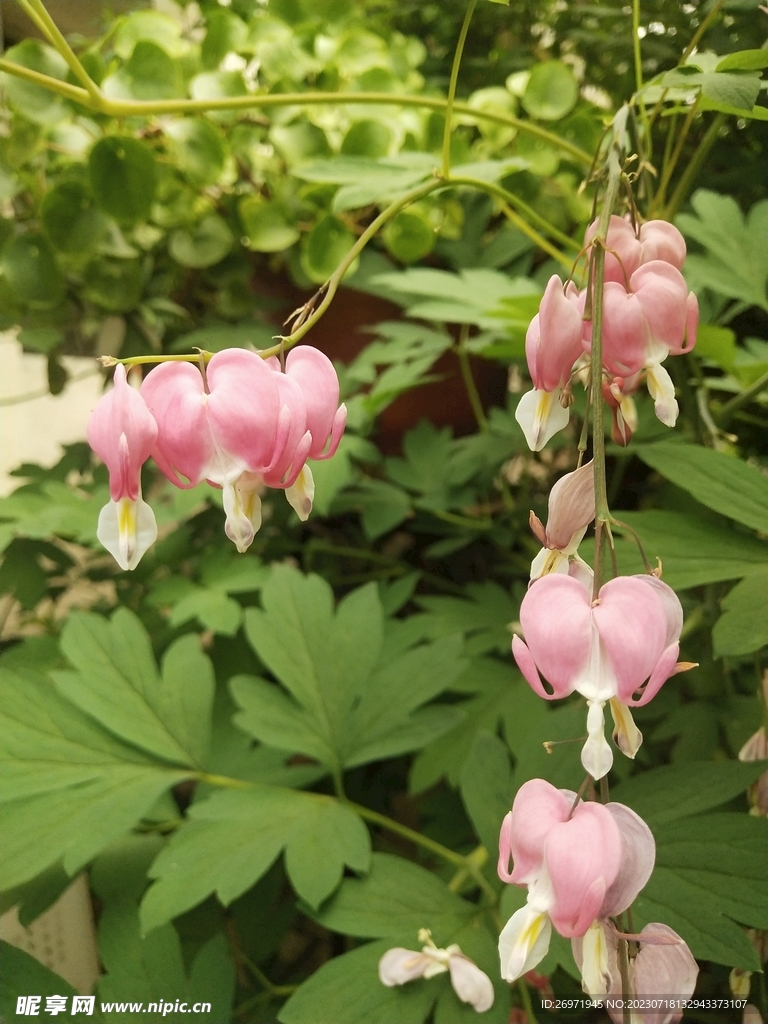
[585,217,687,284]
[529,460,595,582]
[573,920,698,1023]
[497,780,647,983]
[512,573,686,778]
[379,930,494,1013]
[87,364,158,570]
[584,261,698,429]
[264,346,347,521]
[497,781,655,984]
[140,349,283,553]
[516,275,585,451]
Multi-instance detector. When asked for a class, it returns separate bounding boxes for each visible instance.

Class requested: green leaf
[98,903,189,1022]
[637,442,768,533]
[411,660,539,793]
[636,813,767,969]
[0,942,92,1023]
[716,49,768,71]
[313,852,475,938]
[523,61,579,120]
[40,180,107,254]
[140,788,369,930]
[190,70,248,111]
[0,667,188,888]
[234,566,465,770]
[341,119,392,158]
[103,40,184,101]
[383,210,436,264]
[677,191,768,311]
[279,938,437,1024]
[169,214,234,268]
[83,257,143,313]
[168,323,275,353]
[415,581,516,657]
[113,10,185,59]
[1,233,64,307]
[271,122,331,165]
[165,118,227,187]
[53,608,214,768]
[239,196,300,252]
[713,568,768,656]
[301,214,356,283]
[607,509,767,590]
[2,41,69,125]
[610,760,767,825]
[201,9,249,69]
[695,323,737,371]
[89,137,158,225]
[460,731,513,855]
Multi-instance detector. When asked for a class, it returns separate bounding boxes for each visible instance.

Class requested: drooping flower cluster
[513,571,686,779]
[87,347,346,569]
[497,780,697,1023]
[515,217,698,452]
[379,929,494,1014]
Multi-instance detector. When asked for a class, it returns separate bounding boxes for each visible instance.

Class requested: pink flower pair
[515,218,698,451]
[87,347,346,569]
[497,779,655,981]
[512,572,686,778]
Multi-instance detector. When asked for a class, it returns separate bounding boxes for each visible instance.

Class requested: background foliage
[0,0,766,1021]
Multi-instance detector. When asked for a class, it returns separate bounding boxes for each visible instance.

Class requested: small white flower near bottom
[379,929,494,1013]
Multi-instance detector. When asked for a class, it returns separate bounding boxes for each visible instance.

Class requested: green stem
[442,0,479,178]
[17,0,101,99]
[0,51,592,164]
[427,507,492,530]
[717,368,768,425]
[663,114,725,219]
[518,976,539,1024]
[631,0,650,148]
[260,177,444,356]
[0,57,92,103]
[456,325,488,432]
[652,96,700,215]
[350,801,498,902]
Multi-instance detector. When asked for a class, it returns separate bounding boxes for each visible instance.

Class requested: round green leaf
[41,181,107,254]
[89,137,158,224]
[190,71,248,123]
[169,214,234,268]
[382,210,435,264]
[341,120,391,158]
[300,215,356,283]
[239,197,300,253]
[83,258,143,313]
[113,10,185,59]
[1,233,64,307]
[103,40,184,101]
[3,41,68,125]
[271,123,331,165]
[522,61,579,121]
[201,9,249,70]
[164,119,227,187]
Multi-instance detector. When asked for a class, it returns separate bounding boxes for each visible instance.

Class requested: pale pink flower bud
[280,346,347,460]
[87,365,158,570]
[512,574,685,777]
[530,461,595,580]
